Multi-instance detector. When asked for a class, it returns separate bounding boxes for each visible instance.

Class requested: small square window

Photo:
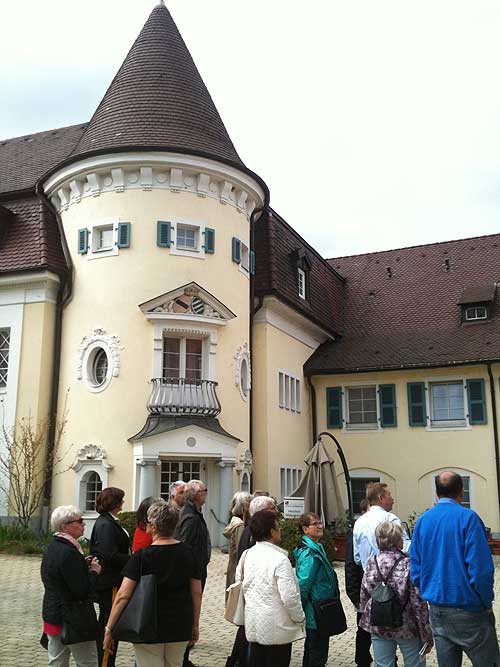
[464,305,488,321]
[430,382,466,427]
[93,225,114,252]
[298,268,306,299]
[241,243,250,272]
[176,225,198,251]
[347,386,377,429]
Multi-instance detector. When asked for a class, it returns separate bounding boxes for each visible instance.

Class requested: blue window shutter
[157,221,171,248]
[467,379,487,425]
[249,250,255,275]
[407,382,427,426]
[117,222,130,248]
[77,228,88,254]
[204,227,215,254]
[326,387,343,428]
[232,237,241,263]
[379,384,397,427]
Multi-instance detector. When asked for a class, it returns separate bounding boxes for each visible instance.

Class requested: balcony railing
[148,378,221,417]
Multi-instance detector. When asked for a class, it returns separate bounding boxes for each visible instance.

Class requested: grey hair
[375,521,403,551]
[169,480,186,498]
[249,495,275,516]
[147,500,179,537]
[184,479,205,502]
[231,492,252,518]
[51,505,82,533]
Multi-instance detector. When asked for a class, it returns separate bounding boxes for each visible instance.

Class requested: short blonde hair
[375,521,403,551]
[231,492,251,518]
[147,500,178,537]
[184,479,205,502]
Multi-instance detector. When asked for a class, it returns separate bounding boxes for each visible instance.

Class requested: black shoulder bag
[370,554,408,628]
[112,552,158,643]
[61,598,99,645]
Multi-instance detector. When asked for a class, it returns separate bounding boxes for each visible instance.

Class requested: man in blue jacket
[410,471,499,666]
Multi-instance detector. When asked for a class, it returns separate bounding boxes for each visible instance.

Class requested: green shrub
[278,517,337,565]
[0,524,52,555]
[118,511,137,546]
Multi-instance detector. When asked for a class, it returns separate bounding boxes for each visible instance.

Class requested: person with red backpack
[359,522,432,667]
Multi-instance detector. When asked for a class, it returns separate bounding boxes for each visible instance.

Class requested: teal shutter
[204,227,215,254]
[117,222,130,248]
[249,250,255,275]
[407,382,427,426]
[77,228,88,254]
[157,221,171,248]
[379,384,397,427]
[232,237,241,263]
[466,379,487,425]
[326,387,343,428]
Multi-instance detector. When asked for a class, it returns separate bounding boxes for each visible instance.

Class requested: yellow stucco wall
[313,366,500,531]
[51,188,251,509]
[252,320,315,498]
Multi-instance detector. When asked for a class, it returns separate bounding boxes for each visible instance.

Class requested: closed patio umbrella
[290,439,346,525]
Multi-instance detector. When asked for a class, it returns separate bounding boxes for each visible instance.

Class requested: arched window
[84,471,102,511]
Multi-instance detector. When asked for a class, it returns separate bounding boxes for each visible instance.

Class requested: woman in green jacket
[293,512,340,667]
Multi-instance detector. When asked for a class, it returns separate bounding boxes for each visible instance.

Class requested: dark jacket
[175,500,211,581]
[41,536,98,625]
[345,528,364,608]
[237,524,252,562]
[90,513,130,590]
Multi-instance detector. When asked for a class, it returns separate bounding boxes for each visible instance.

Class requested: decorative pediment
[139,282,236,323]
[71,444,113,472]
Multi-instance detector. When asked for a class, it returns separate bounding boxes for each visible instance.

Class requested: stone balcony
[147,377,221,417]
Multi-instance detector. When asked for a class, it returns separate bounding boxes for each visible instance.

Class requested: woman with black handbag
[294,512,346,667]
[40,505,102,666]
[103,499,202,667]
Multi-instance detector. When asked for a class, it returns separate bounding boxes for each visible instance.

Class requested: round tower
[42,3,267,544]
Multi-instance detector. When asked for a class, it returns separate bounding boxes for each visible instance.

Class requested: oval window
[91,348,108,387]
[240,357,249,399]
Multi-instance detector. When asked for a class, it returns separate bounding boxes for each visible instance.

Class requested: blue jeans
[430,604,500,667]
[371,635,423,667]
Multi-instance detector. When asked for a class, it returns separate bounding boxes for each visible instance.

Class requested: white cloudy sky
[2,0,500,257]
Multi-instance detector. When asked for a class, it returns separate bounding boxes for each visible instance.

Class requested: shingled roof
[304,233,500,375]
[66,3,245,173]
[254,209,344,336]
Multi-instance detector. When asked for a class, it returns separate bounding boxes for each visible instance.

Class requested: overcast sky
[2,0,500,257]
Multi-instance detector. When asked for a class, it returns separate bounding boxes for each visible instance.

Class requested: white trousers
[134,641,188,667]
[47,634,97,667]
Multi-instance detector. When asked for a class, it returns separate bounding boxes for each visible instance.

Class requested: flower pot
[333,535,347,561]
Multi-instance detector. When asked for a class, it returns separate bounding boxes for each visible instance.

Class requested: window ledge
[170,246,206,259]
[344,425,382,432]
[426,425,472,432]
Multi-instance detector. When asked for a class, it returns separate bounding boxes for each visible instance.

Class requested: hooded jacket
[223,515,245,592]
[293,535,340,630]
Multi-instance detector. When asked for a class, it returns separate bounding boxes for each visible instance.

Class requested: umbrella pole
[317,431,353,523]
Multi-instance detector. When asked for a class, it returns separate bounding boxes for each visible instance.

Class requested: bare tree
[0,407,70,530]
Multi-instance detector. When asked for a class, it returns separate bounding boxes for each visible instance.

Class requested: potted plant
[330,511,352,561]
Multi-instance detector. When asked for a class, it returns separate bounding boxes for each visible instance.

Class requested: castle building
[2,3,500,542]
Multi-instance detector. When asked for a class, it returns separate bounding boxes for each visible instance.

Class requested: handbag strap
[374,554,404,585]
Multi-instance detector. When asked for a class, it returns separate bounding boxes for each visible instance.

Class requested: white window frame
[279,465,304,500]
[71,444,113,520]
[81,342,113,393]
[425,379,470,431]
[298,267,306,299]
[0,328,10,390]
[464,305,488,321]
[170,219,207,260]
[432,469,474,509]
[344,384,380,431]
[88,218,119,260]
[162,335,205,380]
[278,371,301,413]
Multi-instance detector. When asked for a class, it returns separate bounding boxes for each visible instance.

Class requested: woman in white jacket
[236,509,305,667]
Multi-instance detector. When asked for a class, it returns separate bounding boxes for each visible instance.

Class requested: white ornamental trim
[44,152,263,219]
[234,342,251,401]
[71,443,113,473]
[76,327,123,390]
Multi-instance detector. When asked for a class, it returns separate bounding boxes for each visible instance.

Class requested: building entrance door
[160,460,201,499]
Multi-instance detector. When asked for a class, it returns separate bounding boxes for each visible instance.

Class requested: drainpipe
[35,183,73,527]
[307,376,317,443]
[486,363,500,526]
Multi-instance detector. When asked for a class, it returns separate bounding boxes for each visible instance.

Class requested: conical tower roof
[70,3,244,169]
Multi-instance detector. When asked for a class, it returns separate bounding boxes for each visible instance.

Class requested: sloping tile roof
[68,4,245,171]
[254,209,344,336]
[305,233,500,374]
[0,196,67,275]
[129,415,241,442]
[0,124,86,196]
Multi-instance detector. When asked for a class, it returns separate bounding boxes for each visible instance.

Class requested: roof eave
[305,356,500,377]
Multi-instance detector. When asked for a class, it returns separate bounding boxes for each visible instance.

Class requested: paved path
[1,550,500,666]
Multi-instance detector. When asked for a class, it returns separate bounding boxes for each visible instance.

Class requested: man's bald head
[435,471,464,500]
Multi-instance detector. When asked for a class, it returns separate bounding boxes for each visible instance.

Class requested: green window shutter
[77,228,88,254]
[157,221,171,248]
[326,387,343,428]
[117,222,131,248]
[407,382,427,426]
[249,250,255,275]
[466,379,487,425]
[204,227,215,254]
[379,384,397,427]
[232,237,241,263]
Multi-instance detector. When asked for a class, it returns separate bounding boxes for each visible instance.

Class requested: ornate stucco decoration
[71,443,113,472]
[76,328,122,381]
[235,448,253,492]
[234,342,251,400]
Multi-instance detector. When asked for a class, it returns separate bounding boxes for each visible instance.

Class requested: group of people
[39,471,499,667]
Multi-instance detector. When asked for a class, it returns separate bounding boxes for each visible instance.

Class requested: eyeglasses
[66,518,84,525]
[308,521,323,527]
[197,488,208,494]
